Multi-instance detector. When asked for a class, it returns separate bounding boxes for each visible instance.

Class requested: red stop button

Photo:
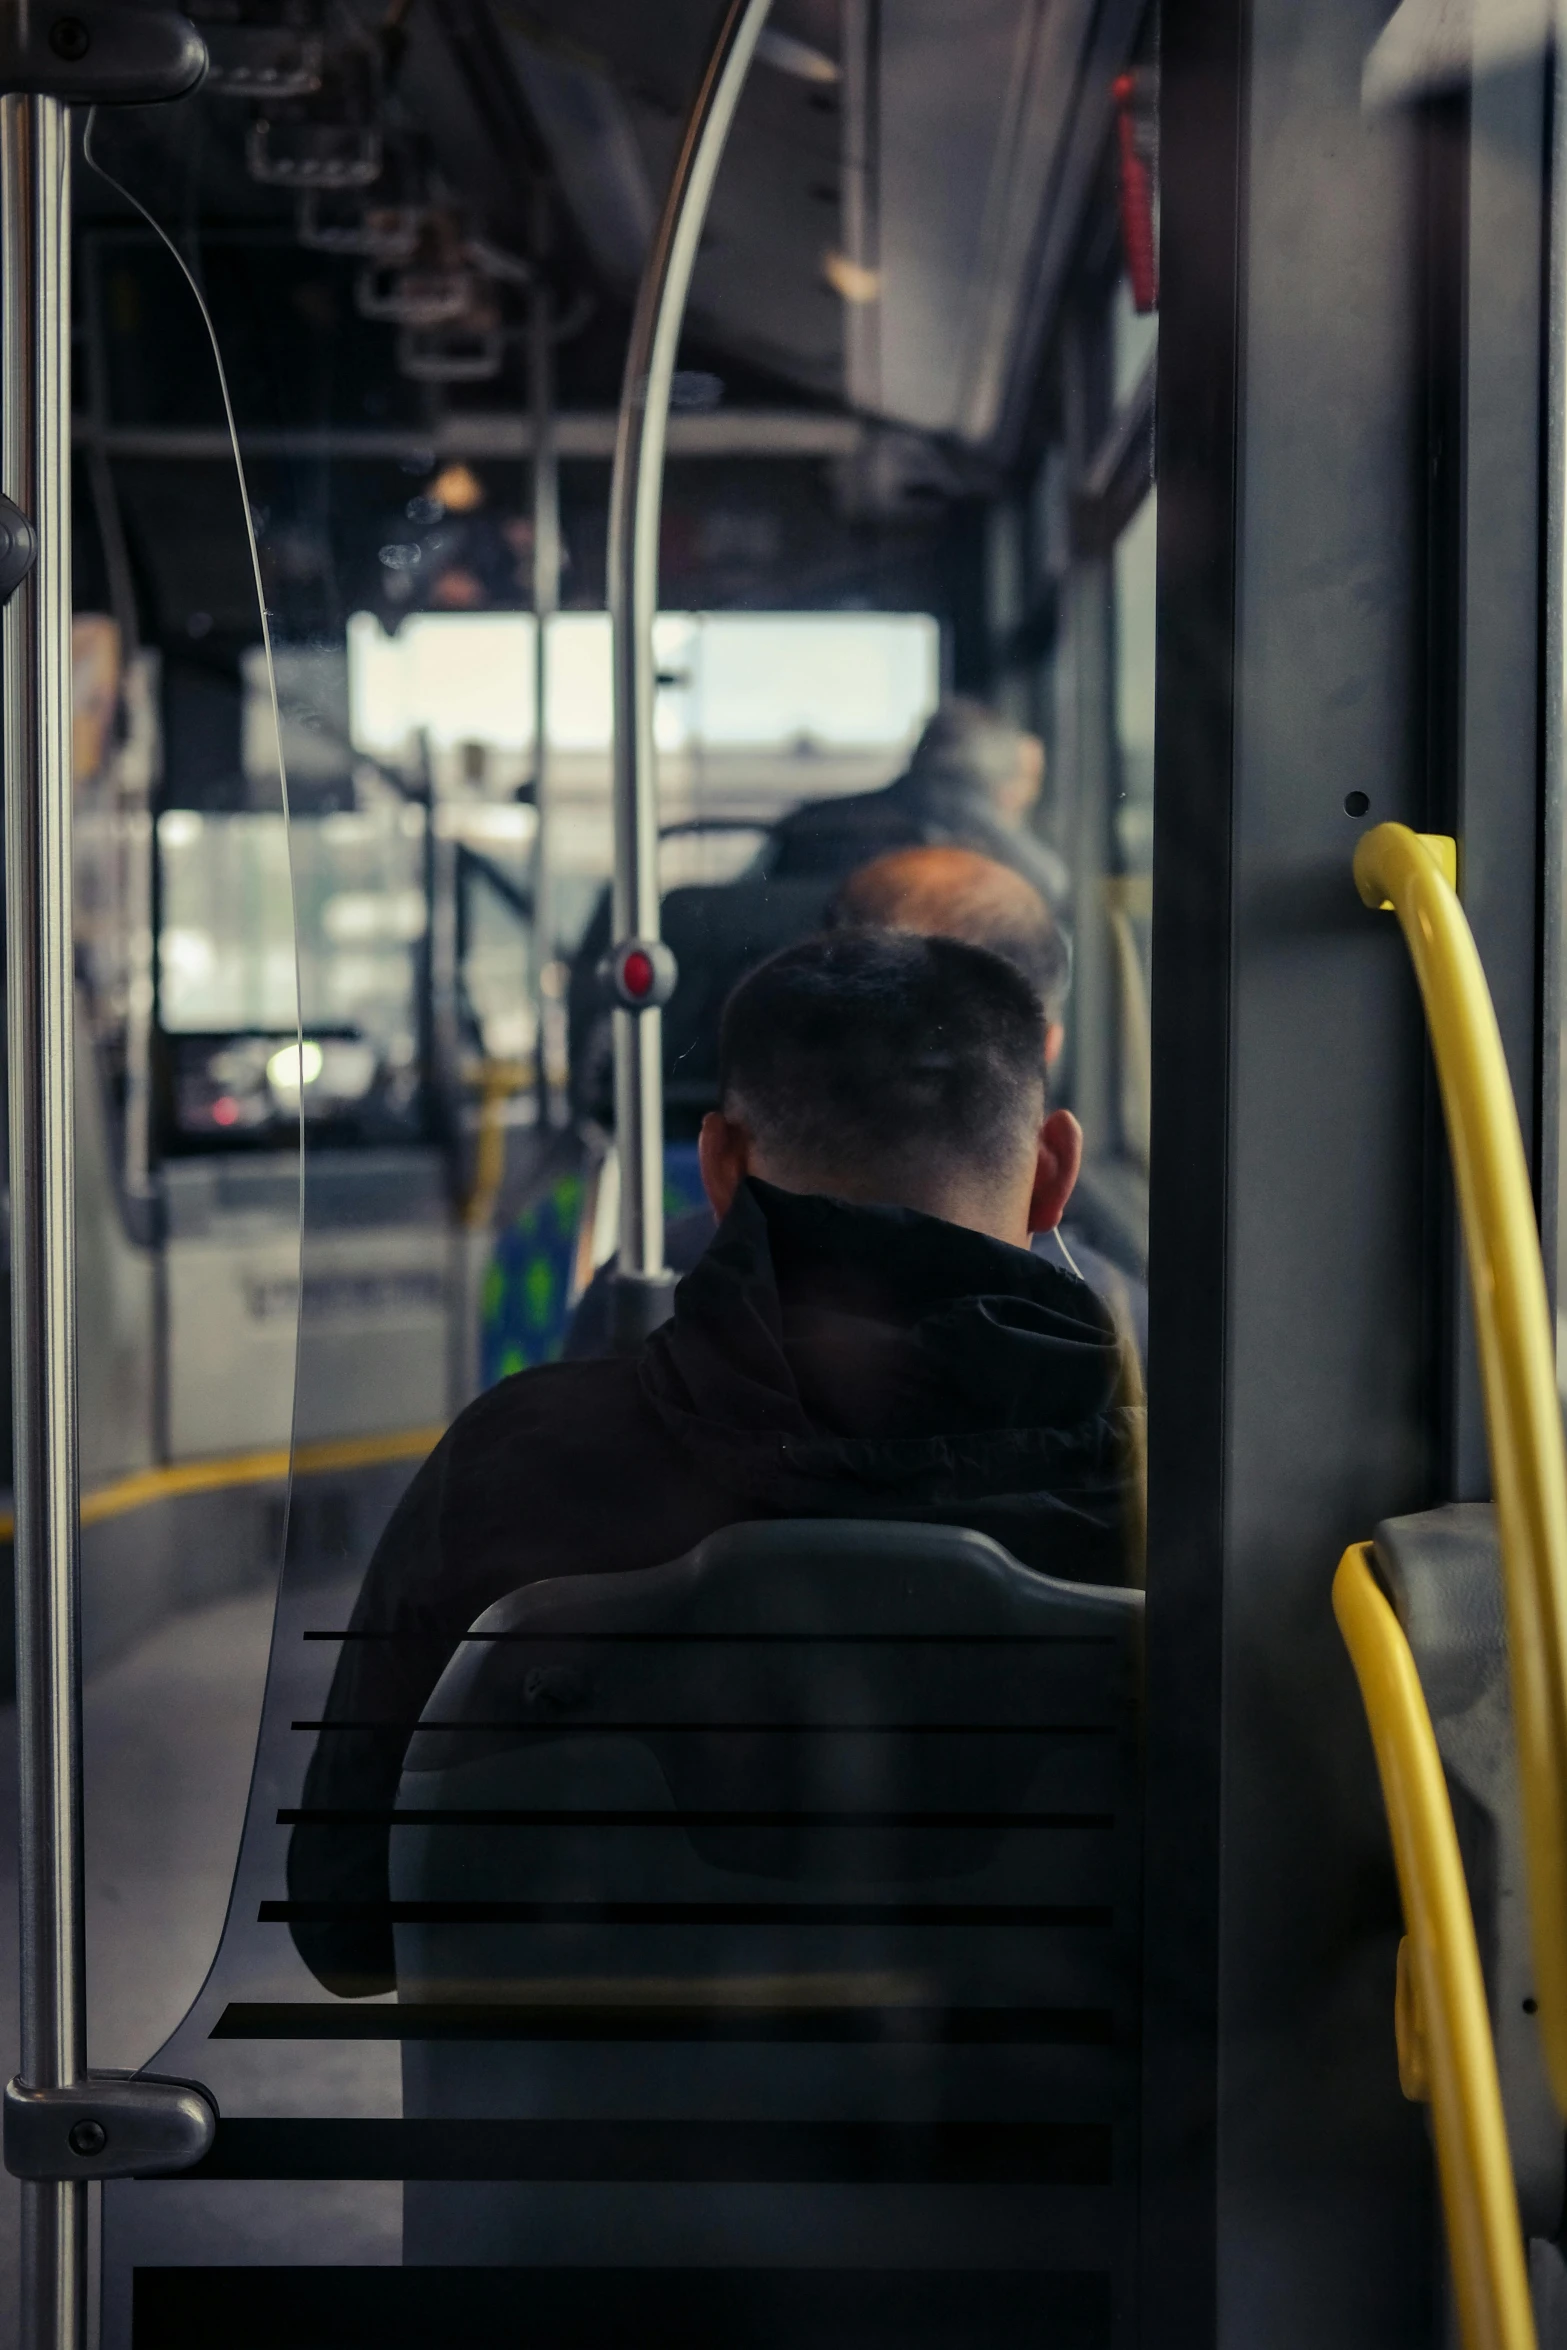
[621,948,655,1000]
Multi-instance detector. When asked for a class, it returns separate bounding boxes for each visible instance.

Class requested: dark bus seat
[392,1518,1144,2349]
[1374,1505,1566,2263]
[567,874,835,1132]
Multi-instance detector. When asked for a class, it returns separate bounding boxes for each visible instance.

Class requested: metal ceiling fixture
[295,190,425,259]
[190,1,325,100]
[246,39,382,187]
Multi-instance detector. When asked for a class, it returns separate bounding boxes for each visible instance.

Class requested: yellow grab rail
[0,1423,445,1544]
[1334,1543,1535,2350]
[1356,820,1567,2115]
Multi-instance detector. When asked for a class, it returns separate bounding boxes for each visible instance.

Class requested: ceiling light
[823,250,880,305]
[429,462,485,514]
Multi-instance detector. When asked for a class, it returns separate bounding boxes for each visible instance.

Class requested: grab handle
[1355,820,1567,2114]
[1334,1541,1535,2350]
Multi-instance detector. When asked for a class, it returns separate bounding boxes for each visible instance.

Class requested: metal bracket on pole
[603,0,772,1352]
[0,491,37,600]
[0,4,205,102]
[3,2074,216,2181]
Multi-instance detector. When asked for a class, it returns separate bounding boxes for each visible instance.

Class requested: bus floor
[0,1580,370,2318]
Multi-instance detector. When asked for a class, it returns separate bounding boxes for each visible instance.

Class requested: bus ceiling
[71,0,1141,491]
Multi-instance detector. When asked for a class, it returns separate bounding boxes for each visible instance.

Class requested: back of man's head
[828,845,1071,1021]
[716,929,1048,1225]
[906,697,1033,810]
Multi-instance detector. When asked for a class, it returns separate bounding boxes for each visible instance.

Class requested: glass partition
[61,84,303,2294]
[72,9,1156,2342]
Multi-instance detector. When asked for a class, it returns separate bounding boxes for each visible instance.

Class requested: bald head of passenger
[828,845,1071,1068]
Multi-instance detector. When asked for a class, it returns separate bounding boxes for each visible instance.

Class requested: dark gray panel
[1452,61,1549,1496]
[1141,0,1245,2326]
[1146,0,1457,2340]
[1220,0,1436,2341]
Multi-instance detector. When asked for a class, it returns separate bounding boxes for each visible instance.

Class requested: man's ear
[1044,1020,1065,1070]
[698,1110,753,1221]
[1026,1106,1083,1235]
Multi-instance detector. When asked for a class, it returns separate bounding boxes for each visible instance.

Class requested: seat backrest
[393,1519,1144,2348]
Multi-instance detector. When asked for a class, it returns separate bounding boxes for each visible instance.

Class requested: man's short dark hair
[718,929,1047,1188]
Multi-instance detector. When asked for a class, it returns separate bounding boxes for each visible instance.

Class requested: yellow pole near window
[1354,821,1567,2117]
[1334,1542,1534,2350]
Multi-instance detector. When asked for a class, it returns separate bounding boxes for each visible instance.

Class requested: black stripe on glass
[210,2001,1120,2045]
[131,2265,1112,2350]
[291,1719,1114,1736]
[262,1898,1113,1928]
[304,1630,1121,1645]
[182,2117,1114,2184]
[277,1806,1115,1829]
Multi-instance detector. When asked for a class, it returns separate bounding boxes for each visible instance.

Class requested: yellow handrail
[1334,1542,1535,2350]
[1354,821,1567,2113]
[461,1056,528,1232]
[0,1423,445,1544]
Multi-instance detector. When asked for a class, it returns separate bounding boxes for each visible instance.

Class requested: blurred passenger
[291,930,1134,1995]
[565,846,1147,1364]
[764,694,1070,912]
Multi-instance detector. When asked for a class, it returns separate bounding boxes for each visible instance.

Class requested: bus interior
[2,0,1566,2345]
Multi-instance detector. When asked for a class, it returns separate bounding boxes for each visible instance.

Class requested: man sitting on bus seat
[288,929,1136,1998]
[762,695,1070,914]
[564,845,1147,1366]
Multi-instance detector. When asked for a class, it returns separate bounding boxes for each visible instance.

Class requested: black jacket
[288,1178,1133,1994]
[565,1203,1148,1368]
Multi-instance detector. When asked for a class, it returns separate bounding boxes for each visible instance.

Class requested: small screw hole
[1344,791,1370,818]
[1525,1997,1539,2014]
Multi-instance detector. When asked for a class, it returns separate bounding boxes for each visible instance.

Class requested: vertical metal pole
[840,0,880,414]
[1061,307,1117,1161]
[529,269,560,1125]
[2,93,88,2350]
[605,0,772,1323]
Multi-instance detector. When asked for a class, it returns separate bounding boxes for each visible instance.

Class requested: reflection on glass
[82,0,1161,2327]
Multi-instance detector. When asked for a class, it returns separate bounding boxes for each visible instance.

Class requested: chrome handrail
[0,23,210,2346]
[604,0,773,1339]
[2,94,88,2340]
